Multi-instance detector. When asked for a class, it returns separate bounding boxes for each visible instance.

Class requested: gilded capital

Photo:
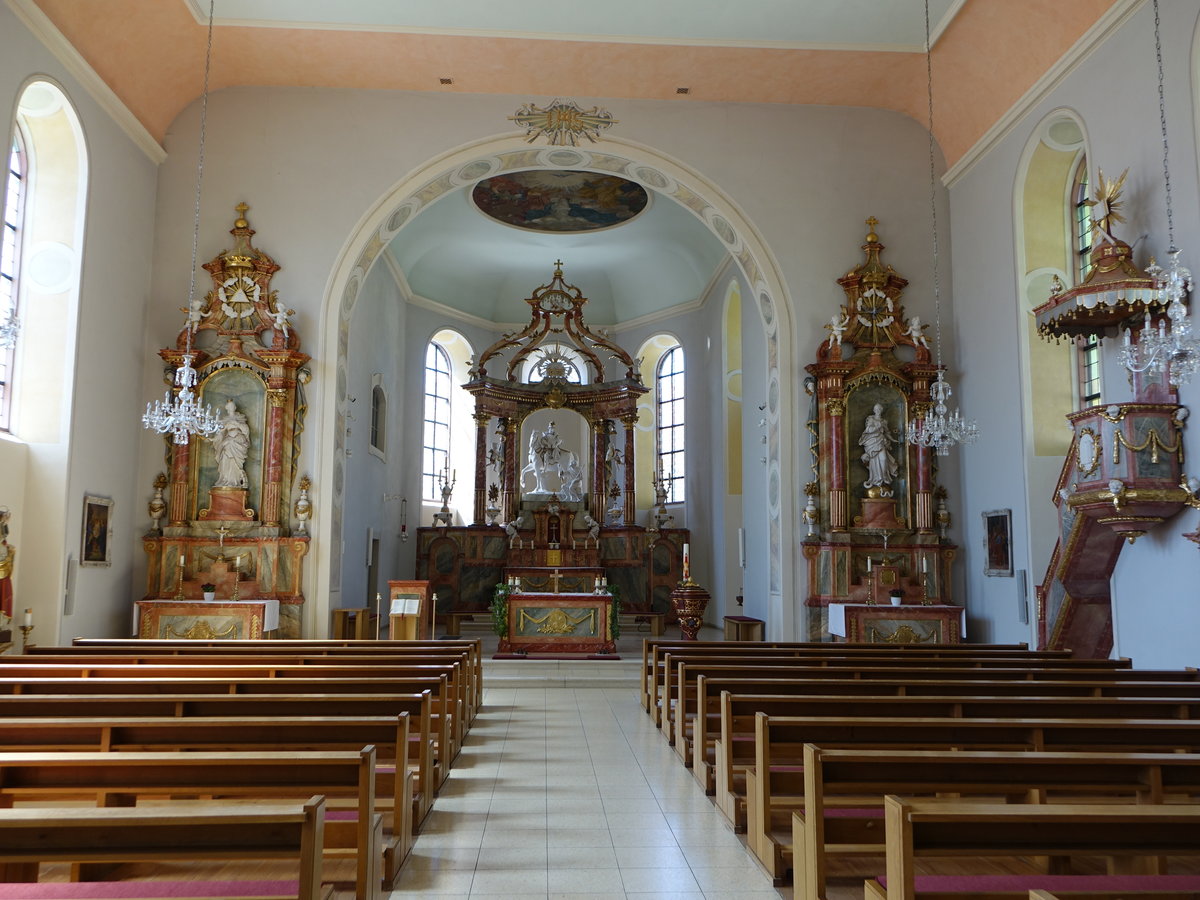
[825,398,845,417]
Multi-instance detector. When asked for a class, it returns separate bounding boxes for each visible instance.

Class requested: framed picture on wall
[81,495,114,568]
[982,508,1013,577]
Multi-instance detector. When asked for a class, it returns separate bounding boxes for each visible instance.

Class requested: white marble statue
[210,400,251,488]
[903,315,929,348]
[269,305,293,341]
[827,311,850,349]
[858,403,899,495]
[559,452,584,502]
[582,512,601,543]
[504,515,524,541]
[520,421,566,495]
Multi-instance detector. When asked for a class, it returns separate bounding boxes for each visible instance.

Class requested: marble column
[473,412,490,526]
[591,419,608,518]
[622,413,638,525]
[826,397,848,531]
[261,389,287,527]
[503,418,519,524]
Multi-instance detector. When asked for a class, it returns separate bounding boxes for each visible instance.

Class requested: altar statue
[211,400,251,488]
[521,421,566,495]
[559,453,584,502]
[0,508,13,619]
[859,403,899,494]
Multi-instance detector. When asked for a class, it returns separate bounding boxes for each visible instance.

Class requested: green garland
[605,582,622,640]
[491,583,513,637]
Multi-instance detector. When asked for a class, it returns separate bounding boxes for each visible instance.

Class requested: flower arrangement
[490,582,513,637]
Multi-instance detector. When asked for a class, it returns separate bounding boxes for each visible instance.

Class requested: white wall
[949,2,1200,663]
[1,4,160,643]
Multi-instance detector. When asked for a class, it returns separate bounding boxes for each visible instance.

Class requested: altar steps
[481,658,640,689]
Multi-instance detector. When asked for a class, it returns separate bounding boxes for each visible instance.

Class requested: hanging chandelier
[142,0,220,444]
[906,0,977,456]
[1118,0,1198,386]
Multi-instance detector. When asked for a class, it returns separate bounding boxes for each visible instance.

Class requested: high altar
[802,220,963,643]
[416,263,689,629]
[140,206,312,639]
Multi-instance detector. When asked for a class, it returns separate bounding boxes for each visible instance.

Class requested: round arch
[312,133,797,639]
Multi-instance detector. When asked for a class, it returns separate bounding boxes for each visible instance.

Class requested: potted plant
[201,583,217,602]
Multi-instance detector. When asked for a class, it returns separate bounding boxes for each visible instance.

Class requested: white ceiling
[387,186,729,326]
[187,0,962,50]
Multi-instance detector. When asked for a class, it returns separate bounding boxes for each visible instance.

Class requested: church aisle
[389,681,785,899]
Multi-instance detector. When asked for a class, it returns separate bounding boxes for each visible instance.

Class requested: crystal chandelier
[906,0,977,456]
[1118,0,1198,386]
[142,0,220,444]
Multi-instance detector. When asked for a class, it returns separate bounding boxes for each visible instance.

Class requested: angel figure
[582,512,601,543]
[269,305,294,341]
[903,315,929,348]
[504,515,524,542]
[184,296,206,331]
[826,311,850,350]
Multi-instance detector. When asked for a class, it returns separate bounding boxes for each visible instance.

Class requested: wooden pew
[714,711,1200,836]
[0,673,460,766]
[1026,891,1200,900]
[61,639,484,714]
[0,714,416,873]
[789,746,1200,897]
[0,692,439,820]
[639,641,1077,712]
[651,652,1138,727]
[686,673,1200,787]
[872,798,1200,900]
[0,797,331,899]
[13,650,480,724]
[0,750,384,900]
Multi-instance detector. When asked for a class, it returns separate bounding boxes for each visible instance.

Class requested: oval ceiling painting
[472,170,649,233]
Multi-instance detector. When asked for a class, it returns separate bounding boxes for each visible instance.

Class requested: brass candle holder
[18,623,33,653]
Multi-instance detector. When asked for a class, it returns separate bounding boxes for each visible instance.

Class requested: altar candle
[737,529,745,569]
[867,557,873,573]
[921,557,927,573]
[682,543,690,580]
[22,608,31,627]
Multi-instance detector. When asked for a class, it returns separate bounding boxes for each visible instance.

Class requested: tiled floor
[391,674,786,899]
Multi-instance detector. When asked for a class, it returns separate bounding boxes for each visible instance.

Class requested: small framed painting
[81,495,114,567]
[982,508,1013,577]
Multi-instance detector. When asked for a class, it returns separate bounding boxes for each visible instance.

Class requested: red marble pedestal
[200,487,255,521]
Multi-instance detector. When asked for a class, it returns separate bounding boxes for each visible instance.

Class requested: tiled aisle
[392,679,784,899]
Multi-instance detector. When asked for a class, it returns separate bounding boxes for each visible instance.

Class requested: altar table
[828,602,964,644]
[135,599,280,640]
[498,592,616,655]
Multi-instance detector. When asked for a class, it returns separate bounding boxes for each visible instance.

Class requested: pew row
[0,751,387,900]
[0,797,332,900]
[0,692,438,823]
[687,674,1200,788]
[787,746,1200,897]
[870,798,1200,900]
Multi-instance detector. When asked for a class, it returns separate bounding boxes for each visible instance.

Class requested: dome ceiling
[387,176,728,326]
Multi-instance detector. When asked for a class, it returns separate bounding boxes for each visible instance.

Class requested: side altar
[802,221,962,642]
[141,206,312,638]
[416,263,689,623]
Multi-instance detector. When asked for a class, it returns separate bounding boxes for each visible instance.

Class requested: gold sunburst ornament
[1084,167,1128,245]
[509,99,617,146]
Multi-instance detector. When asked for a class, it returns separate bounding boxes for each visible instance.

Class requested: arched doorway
[313,135,797,639]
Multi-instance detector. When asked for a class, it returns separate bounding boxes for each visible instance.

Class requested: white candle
[738,529,746,569]
[682,542,691,579]
[22,608,32,627]
[921,557,927,573]
[867,557,873,573]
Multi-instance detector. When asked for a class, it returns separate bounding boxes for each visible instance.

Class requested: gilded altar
[141,206,312,637]
[829,602,964,644]
[135,598,280,640]
[802,221,962,640]
[497,592,616,655]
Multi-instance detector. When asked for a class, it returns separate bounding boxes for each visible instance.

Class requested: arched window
[423,341,452,501]
[656,344,685,503]
[0,128,27,431]
[1071,156,1101,407]
[369,377,386,456]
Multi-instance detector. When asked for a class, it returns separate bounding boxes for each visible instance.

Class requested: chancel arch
[316,135,795,638]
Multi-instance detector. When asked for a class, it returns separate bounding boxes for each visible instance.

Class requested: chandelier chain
[184,0,215,358]
[924,0,943,370]
[1152,0,1175,251]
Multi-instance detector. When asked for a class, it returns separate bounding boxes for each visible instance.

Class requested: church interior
[2,0,1200,897]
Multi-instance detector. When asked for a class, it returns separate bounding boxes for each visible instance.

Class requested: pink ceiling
[31,0,1119,167]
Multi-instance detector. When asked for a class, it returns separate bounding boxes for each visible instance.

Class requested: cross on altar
[550,568,562,593]
[216,525,230,551]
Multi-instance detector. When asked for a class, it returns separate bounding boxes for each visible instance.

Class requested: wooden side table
[723,615,764,641]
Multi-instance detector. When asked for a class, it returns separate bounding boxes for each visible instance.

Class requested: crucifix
[550,568,562,593]
[216,525,230,553]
